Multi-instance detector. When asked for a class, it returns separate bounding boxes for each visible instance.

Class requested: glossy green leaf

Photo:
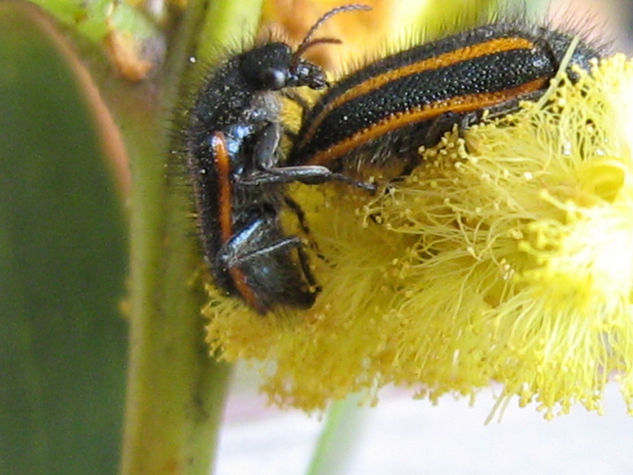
[0,4,127,473]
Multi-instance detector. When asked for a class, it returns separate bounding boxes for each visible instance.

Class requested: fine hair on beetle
[179,4,373,314]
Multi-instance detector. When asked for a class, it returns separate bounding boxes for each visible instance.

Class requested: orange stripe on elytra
[211,131,265,312]
[306,77,548,166]
[298,36,535,149]
[212,132,233,243]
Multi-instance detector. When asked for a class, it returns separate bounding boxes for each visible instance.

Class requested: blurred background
[218,365,633,474]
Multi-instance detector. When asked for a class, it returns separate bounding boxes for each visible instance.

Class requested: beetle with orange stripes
[288,23,601,178]
[183,5,372,314]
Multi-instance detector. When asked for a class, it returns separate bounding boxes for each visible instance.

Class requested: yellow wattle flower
[205,55,633,419]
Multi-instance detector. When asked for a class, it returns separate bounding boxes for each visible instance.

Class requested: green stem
[117,67,230,475]
[119,81,232,473]
[117,0,261,473]
[306,395,367,475]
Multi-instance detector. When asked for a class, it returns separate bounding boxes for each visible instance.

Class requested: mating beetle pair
[182,4,599,313]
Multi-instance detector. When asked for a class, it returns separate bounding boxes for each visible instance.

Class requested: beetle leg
[217,215,303,270]
[248,122,378,191]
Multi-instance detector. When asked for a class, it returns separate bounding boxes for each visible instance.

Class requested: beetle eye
[261,68,287,89]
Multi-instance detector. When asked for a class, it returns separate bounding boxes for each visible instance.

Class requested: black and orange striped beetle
[288,22,601,178]
[183,4,372,314]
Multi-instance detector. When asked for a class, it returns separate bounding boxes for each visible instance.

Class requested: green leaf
[28,0,158,45]
[0,4,127,473]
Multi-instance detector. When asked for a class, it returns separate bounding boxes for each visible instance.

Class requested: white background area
[215,364,633,474]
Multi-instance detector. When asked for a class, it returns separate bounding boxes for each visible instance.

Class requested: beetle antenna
[291,4,371,66]
[295,37,342,59]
